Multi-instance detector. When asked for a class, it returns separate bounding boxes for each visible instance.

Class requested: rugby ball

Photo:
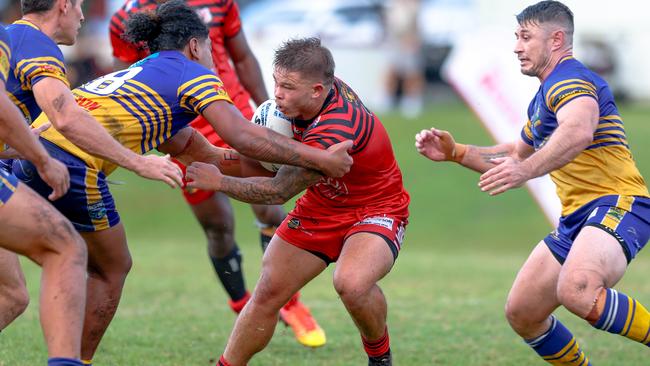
[251,99,294,172]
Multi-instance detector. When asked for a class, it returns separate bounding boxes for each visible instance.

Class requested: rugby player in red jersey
[109,0,326,347]
[186,38,410,366]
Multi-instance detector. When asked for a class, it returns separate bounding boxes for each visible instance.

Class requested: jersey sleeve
[223,0,242,38]
[520,119,534,146]
[177,65,233,114]
[13,40,68,89]
[544,77,597,113]
[0,28,10,83]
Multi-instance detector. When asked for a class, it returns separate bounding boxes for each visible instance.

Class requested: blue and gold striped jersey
[5,20,69,124]
[521,56,648,216]
[34,50,232,175]
[0,26,10,84]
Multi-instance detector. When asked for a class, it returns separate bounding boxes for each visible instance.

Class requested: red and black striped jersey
[109,0,252,115]
[292,78,410,216]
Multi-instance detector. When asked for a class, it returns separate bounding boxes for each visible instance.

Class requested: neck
[538,49,573,82]
[22,14,60,43]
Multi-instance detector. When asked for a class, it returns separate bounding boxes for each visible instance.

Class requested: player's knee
[88,254,132,285]
[333,274,370,306]
[504,297,528,331]
[252,205,286,226]
[0,283,29,320]
[556,273,597,316]
[250,279,286,312]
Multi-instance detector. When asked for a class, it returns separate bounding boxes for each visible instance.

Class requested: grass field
[1,95,649,365]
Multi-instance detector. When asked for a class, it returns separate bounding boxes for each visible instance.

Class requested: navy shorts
[12,139,120,232]
[544,195,650,264]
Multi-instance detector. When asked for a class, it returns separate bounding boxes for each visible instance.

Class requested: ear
[187,38,201,61]
[311,82,325,98]
[551,29,565,51]
[59,0,69,13]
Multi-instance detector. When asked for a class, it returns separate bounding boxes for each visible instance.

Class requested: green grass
[1,96,650,365]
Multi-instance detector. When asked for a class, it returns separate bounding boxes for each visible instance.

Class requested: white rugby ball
[251,99,294,172]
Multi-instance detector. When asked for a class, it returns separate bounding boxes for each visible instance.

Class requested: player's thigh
[0,183,78,261]
[506,241,562,323]
[560,226,627,293]
[334,232,395,293]
[81,223,131,277]
[250,204,286,226]
[256,235,327,303]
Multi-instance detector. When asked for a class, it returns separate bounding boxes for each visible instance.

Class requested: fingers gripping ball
[251,100,294,172]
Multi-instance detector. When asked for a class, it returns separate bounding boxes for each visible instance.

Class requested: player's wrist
[452,143,467,163]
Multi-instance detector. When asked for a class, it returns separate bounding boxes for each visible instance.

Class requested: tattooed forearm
[52,94,66,113]
[218,166,321,204]
[479,151,509,164]
[240,129,318,170]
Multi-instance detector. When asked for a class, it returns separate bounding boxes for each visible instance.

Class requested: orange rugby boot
[279,294,326,347]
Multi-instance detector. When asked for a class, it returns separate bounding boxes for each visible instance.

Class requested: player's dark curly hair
[21,0,77,15]
[273,37,335,86]
[516,1,574,40]
[124,0,209,54]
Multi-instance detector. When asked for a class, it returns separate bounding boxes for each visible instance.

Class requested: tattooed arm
[200,101,352,178]
[415,127,534,173]
[158,127,273,178]
[32,78,183,187]
[186,161,321,205]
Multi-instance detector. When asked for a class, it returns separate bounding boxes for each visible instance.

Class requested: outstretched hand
[479,157,530,195]
[415,128,458,162]
[322,140,353,177]
[134,154,183,188]
[186,161,223,191]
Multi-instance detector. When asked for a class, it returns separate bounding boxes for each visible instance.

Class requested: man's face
[273,67,316,119]
[58,0,84,46]
[513,22,552,77]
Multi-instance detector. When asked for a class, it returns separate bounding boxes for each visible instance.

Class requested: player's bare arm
[32,77,183,188]
[186,162,321,205]
[225,30,269,105]
[158,127,272,178]
[0,85,69,200]
[479,97,598,195]
[201,101,353,177]
[416,127,527,173]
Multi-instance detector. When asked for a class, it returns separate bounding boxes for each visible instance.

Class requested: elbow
[576,131,594,149]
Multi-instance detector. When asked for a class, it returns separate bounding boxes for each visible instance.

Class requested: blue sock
[48,358,84,366]
[592,288,650,346]
[525,316,591,365]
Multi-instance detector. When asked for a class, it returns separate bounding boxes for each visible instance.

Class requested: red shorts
[275,209,408,263]
[177,100,254,205]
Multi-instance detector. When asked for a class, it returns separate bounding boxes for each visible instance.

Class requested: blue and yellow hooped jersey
[5,20,69,124]
[34,50,232,175]
[521,56,649,216]
[0,26,11,84]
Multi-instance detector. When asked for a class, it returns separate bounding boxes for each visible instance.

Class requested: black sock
[259,226,276,253]
[210,244,247,301]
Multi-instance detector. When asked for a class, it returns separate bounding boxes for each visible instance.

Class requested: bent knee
[333,276,372,305]
[0,284,29,318]
[556,274,601,316]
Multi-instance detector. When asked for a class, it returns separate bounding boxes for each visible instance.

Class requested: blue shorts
[12,139,120,232]
[0,168,19,206]
[544,195,650,264]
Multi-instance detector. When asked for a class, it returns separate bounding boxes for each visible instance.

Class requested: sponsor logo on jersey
[355,216,394,230]
[287,217,301,229]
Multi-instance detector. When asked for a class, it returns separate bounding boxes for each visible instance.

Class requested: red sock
[228,292,251,314]
[217,355,232,366]
[362,327,390,357]
[282,292,300,310]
